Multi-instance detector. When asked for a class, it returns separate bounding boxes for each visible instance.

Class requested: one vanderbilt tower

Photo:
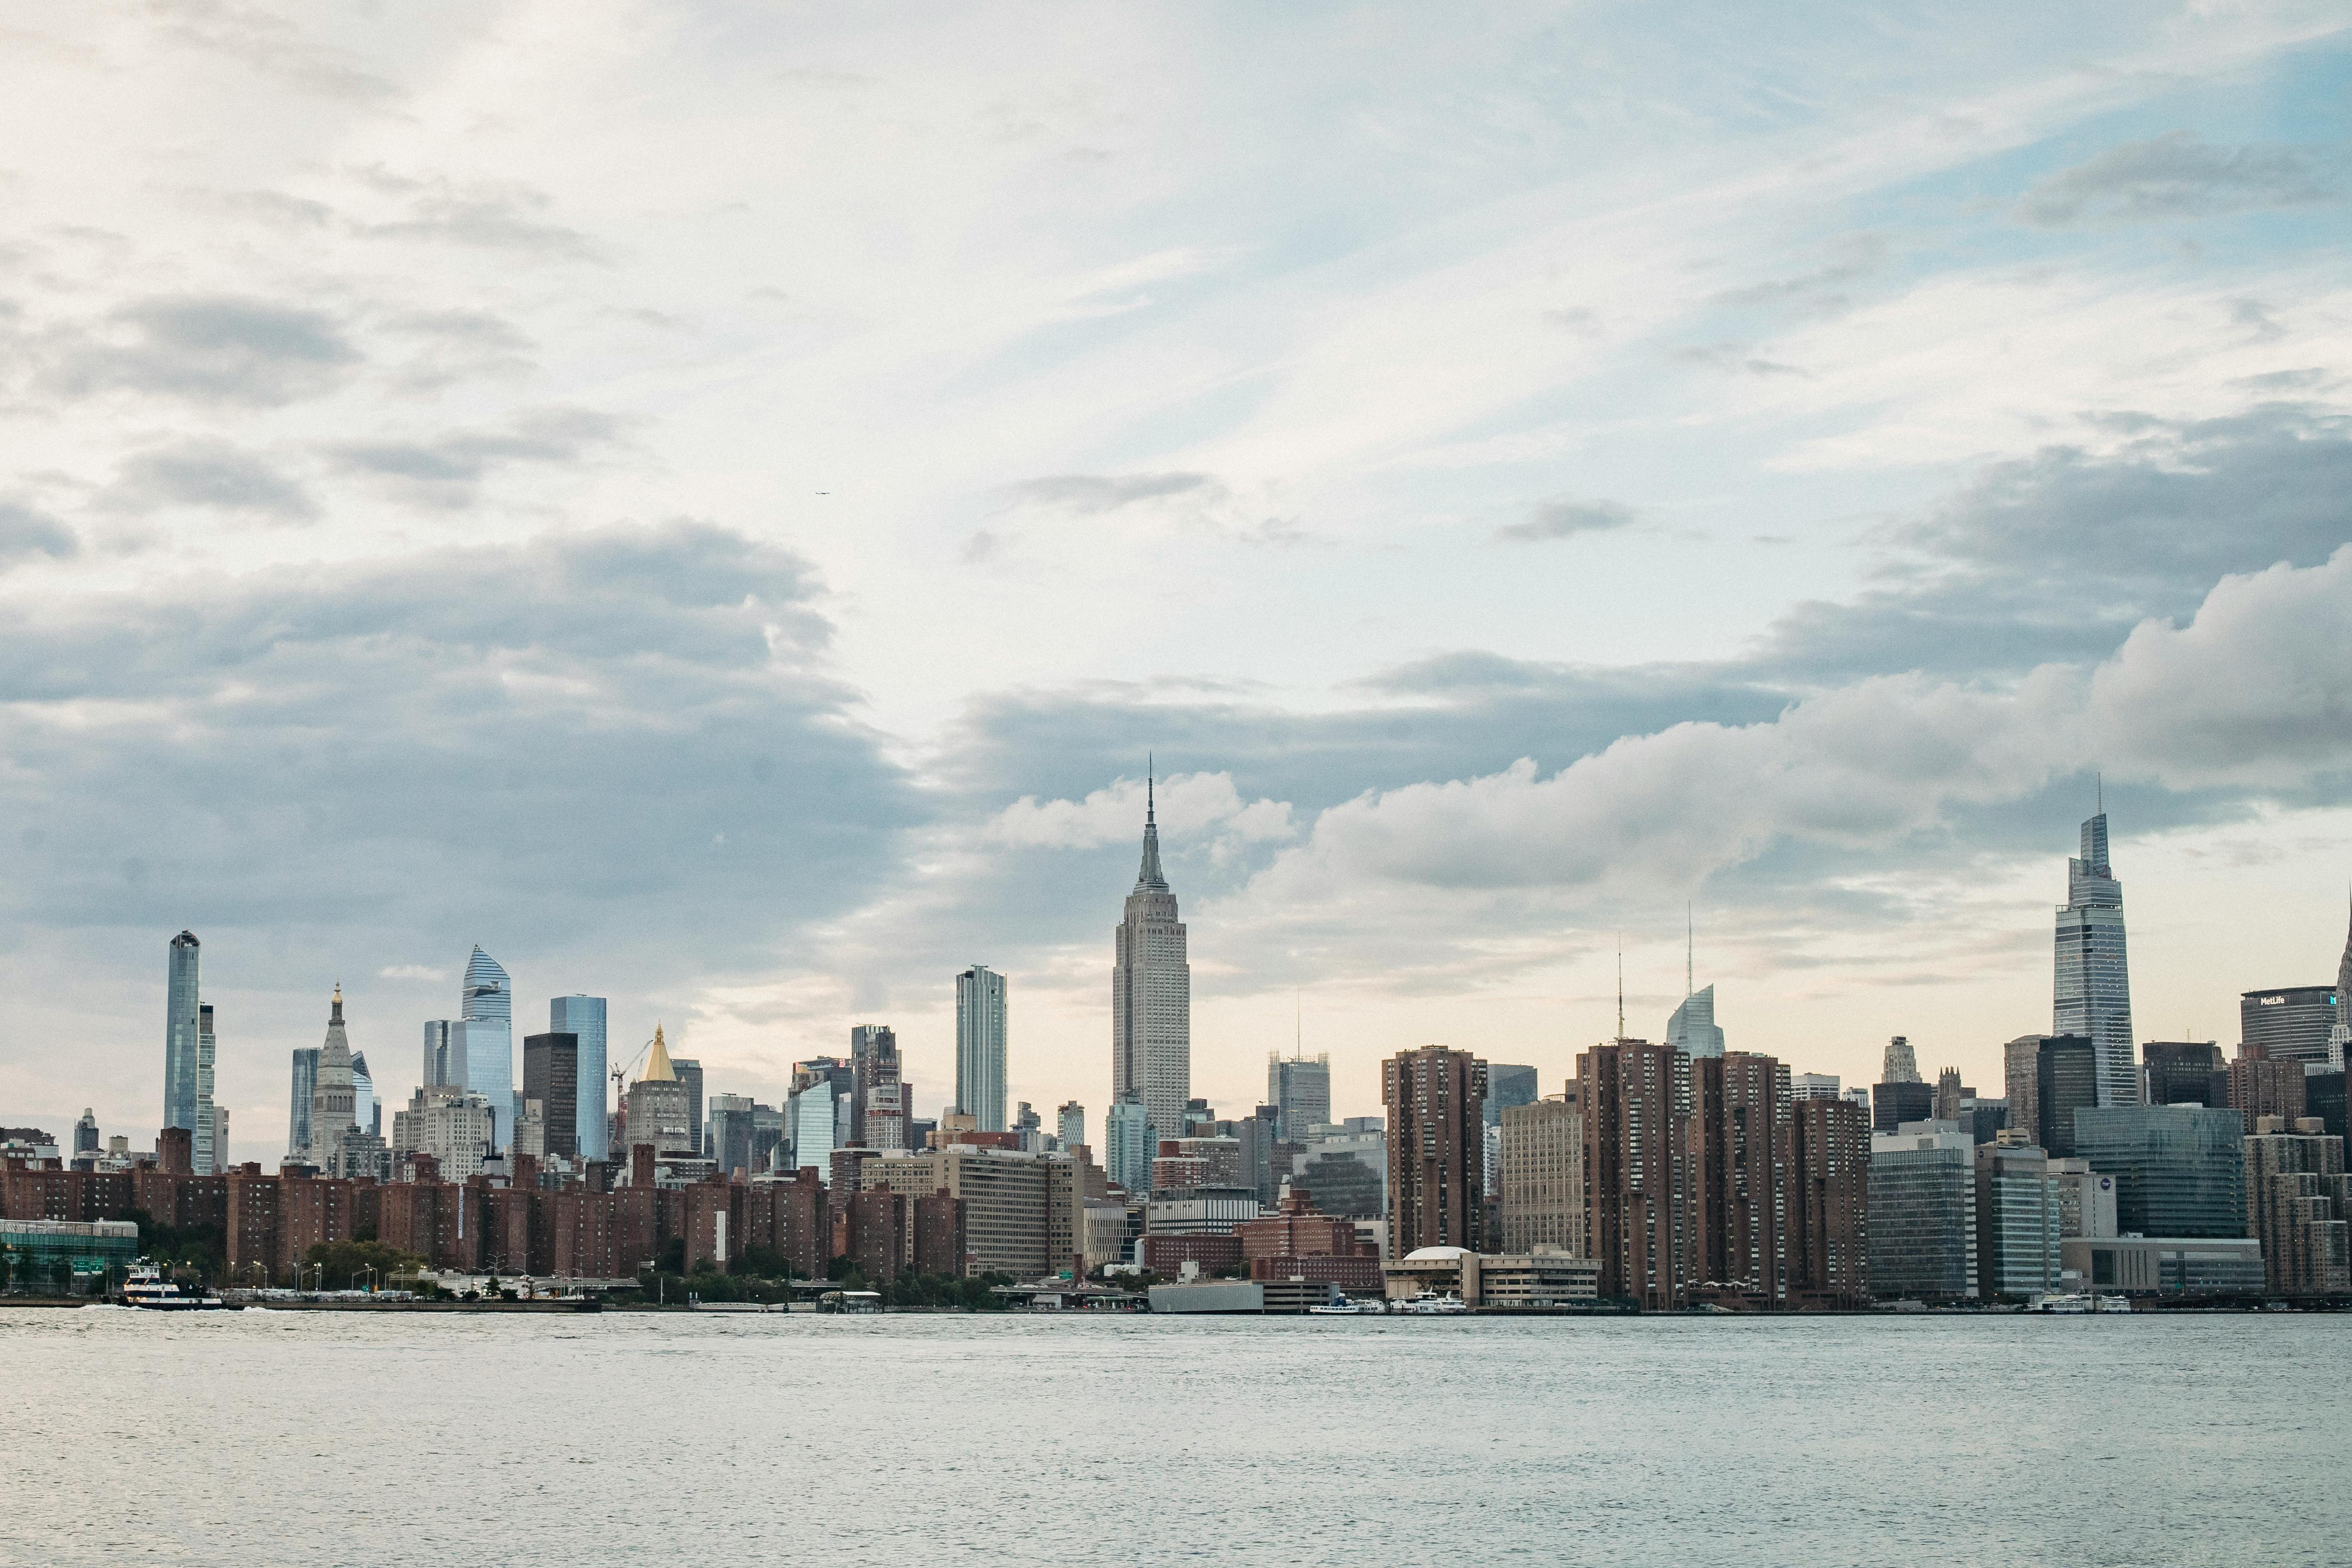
[1113,769,1191,1153]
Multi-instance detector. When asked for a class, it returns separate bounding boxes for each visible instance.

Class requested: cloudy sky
[3,2,2350,1160]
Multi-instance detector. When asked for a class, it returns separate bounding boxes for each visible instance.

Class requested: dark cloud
[0,500,78,567]
[2016,133,2343,226]
[1002,471,1221,514]
[1495,498,1637,544]
[96,439,318,522]
[1756,405,2352,680]
[0,521,907,985]
[324,407,623,507]
[45,295,360,407]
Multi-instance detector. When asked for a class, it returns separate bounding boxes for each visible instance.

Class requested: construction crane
[609,1033,659,1101]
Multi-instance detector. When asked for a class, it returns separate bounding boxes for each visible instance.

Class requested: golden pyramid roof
[641,1022,676,1083]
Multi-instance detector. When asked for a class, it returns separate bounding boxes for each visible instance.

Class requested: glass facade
[1868,1125,1976,1298]
[164,931,201,1135]
[1268,1053,1332,1140]
[955,965,1008,1133]
[1975,1143,2061,1298]
[2072,1106,2246,1238]
[1105,1097,1151,1195]
[287,1047,320,1156]
[2239,986,2340,1067]
[1,1220,140,1288]
[2034,1035,2099,1156]
[1483,1064,1540,1127]
[421,1019,460,1090]
[789,1082,835,1175]
[2053,810,2137,1107]
[551,996,608,1159]
[2142,1040,2225,1108]
[1666,986,1725,1059]
[461,947,513,1151]
[350,1052,377,1138]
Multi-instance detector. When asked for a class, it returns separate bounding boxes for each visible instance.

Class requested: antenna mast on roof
[1616,936,1625,1041]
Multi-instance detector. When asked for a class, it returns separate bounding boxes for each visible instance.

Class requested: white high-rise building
[2054,805,2137,1106]
[460,946,515,1149]
[194,1003,220,1176]
[1112,773,1190,1147]
[955,965,1008,1133]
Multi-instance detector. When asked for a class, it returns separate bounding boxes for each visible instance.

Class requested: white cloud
[1241,547,2352,909]
[987,771,1295,851]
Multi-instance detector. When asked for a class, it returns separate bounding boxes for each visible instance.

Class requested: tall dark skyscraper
[1384,1045,1486,1257]
[1113,771,1190,1146]
[1483,1064,1540,1127]
[164,930,201,1137]
[523,1032,581,1160]
[2054,804,2137,1106]
[1693,1052,1789,1305]
[2142,1040,2225,1108]
[1579,1037,1694,1311]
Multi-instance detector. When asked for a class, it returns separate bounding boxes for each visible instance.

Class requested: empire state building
[1113,775,1191,1147]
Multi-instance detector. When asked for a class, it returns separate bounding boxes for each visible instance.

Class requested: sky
[2,1,2350,1163]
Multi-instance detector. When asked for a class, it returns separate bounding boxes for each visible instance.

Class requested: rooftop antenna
[1616,935,1625,1041]
[1147,752,1155,824]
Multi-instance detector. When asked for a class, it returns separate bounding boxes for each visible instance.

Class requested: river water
[3,1307,2345,1566]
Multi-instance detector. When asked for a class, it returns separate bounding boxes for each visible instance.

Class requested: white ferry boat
[1397,1291,1469,1315]
[120,1264,229,1311]
[1307,1295,1387,1315]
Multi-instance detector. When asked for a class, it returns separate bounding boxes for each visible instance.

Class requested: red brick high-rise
[1692,1052,1788,1307]
[1578,1038,1693,1311]
[1788,1097,1869,1308]
[1384,1046,1487,1257]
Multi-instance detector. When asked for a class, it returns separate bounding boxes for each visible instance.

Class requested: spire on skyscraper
[1133,761,1168,893]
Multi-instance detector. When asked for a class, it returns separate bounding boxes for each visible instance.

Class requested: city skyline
[22,805,2352,1166]
[3,10,2351,1164]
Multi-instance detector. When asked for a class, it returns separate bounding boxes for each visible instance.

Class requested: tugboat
[120,1263,229,1311]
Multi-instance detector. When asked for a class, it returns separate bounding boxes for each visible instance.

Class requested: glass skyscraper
[2072,1105,2246,1238]
[2054,807,2137,1106]
[287,1047,320,1156]
[955,965,1008,1132]
[461,946,514,1150]
[1105,1096,1152,1195]
[551,996,608,1159]
[164,931,201,1137]
[1267,1052,1331,1140]
[350,1052,377,1138]
[1666,985,1725,1058]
